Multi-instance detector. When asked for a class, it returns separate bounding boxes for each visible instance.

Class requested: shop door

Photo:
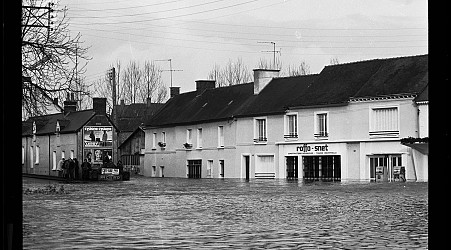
[303,156,341,181]
[286,156,298,179]
[303,156,319,181]
[370,156,388,182]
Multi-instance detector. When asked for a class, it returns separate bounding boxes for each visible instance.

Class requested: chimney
[196,80,216,93]
[93,97,107,115]
[253,69,280,95]
[146,97,152,107]
[120,99,125,106]
[63,93,77,115]
[170,86,180,98]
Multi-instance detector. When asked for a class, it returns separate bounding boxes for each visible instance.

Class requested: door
[244,156,250,180]
[286,156,298,179]
[370,155,388,182]
[187,160,201,178]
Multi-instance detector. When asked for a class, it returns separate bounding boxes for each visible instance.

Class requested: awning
[402,142,428,155]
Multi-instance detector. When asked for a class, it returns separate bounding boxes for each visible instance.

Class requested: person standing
[68,158,75,180]
[62,159,70,179]
[102,130,108,146]
[57,157,65,177]
[81,159,91,180]
[73,158,80,180]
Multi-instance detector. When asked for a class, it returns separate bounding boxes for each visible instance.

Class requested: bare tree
[21,0,91,119]
[140,60,167,103]
[122,61,142,104]
[284,61,311,76]
[207,58,251,87]
[329,57,340,65]
[256,57,282,70]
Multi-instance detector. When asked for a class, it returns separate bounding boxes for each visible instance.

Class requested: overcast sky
[60,0,428,95]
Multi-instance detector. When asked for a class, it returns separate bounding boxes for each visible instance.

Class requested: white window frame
[152,133,157,149]
[284,112,298,140]
[35,146,40,164]
[218,126,224,148]
[161,132,166,143]
[253,117,268,144]
[70,150,74,159]
[52,151,57,170]
[369,105,400,138]
[186,129,193,145]
[30,146,34,168]
[22,146,25,164]
[197,128,203,149]
[255,154,275,178]
[207,160,213,178]
[61,150,65,160]
[314,111,329,139]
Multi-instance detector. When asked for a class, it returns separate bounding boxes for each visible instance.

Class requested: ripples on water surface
[23,177,428,249]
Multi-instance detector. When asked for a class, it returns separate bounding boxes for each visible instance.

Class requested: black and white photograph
[17,0,428,249]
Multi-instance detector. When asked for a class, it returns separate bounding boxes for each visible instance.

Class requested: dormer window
[56,121,61,136]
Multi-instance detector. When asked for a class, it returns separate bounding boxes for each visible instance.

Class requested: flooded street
[23,176,428,249]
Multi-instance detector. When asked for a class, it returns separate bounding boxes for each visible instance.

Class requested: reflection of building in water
[22,97,119,177]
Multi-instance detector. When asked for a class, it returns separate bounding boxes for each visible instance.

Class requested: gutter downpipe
[49,134,51,176]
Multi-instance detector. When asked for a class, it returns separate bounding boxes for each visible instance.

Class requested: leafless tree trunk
[284,61,311,76]
[21,0,91,120]
[329,57,340,65]
[122,61,141,104]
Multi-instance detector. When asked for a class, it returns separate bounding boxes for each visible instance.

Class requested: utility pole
[154,59,183,88]
[258,41,281,70]
[109,67,117,123]
[22,2,54,43]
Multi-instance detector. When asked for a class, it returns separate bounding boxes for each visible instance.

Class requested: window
[186,129,192,144]
[161,132,166,143]
[254,118,267,143]
[152,166,156,177]
[197,128,203,148]
[218,126,224,147]
[255,155,275,178]
[284,113,298,139]
[30,146,34,168]
[52,151,57,170]
[370,107,399,137]
[314,112,328,138]
[62,151,65,160]
[152,133,157,148]
[70,150,74,159]
[35,146,40,164]
[22,146,25,164]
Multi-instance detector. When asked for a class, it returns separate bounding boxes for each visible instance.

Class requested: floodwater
[23,176,428,249]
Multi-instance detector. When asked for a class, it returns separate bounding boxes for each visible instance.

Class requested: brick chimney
[253,69,280,95]
[93,97,107,115]
[63,93,77,115]
[196,80,216,93]
[170,86,180,98]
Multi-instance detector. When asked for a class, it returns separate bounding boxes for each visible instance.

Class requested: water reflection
[23,177,428,249]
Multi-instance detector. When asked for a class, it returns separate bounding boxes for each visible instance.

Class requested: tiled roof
[114,103,164,132]
[147,83,255,127]
[22,109,95,136]
[146,54,428,127]
[414,84,428,102]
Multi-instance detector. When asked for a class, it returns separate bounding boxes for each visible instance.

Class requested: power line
[69,0,229,17]
[68,0,263,25]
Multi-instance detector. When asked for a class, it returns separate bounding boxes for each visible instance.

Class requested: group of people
[56,158,81,180]
[56,155,124,181]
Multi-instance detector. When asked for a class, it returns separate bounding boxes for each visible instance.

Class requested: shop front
[283,143,345,181]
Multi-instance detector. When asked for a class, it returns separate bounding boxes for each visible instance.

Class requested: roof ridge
[325,54,427,68]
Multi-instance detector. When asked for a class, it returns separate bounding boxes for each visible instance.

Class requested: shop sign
[101,168,119,175]
[376,166,384,174]
[289,144,337,155]
[393,166,401,175]
[99,174,122,181]
[84,126,113,147]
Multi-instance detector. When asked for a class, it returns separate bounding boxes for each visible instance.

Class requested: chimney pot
[196,80,216,92]
[253,69,280,95]
[170,87,180,98]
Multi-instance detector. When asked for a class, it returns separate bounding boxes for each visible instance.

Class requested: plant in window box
[183,142,193,149]
[158,142,166,148]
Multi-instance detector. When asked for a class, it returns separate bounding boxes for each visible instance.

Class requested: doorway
[243,155,250,180]
[369,154,402,182]
[187,160,201,178]
[303,155,341,181]
[286,156,298,179]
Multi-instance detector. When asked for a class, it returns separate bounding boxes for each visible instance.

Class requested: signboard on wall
[83,126,113,147]
[287,144,338,155]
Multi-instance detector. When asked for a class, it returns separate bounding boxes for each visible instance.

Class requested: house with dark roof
[22,96,119,178]
[144,54,428,181]
[113,98,164,173]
